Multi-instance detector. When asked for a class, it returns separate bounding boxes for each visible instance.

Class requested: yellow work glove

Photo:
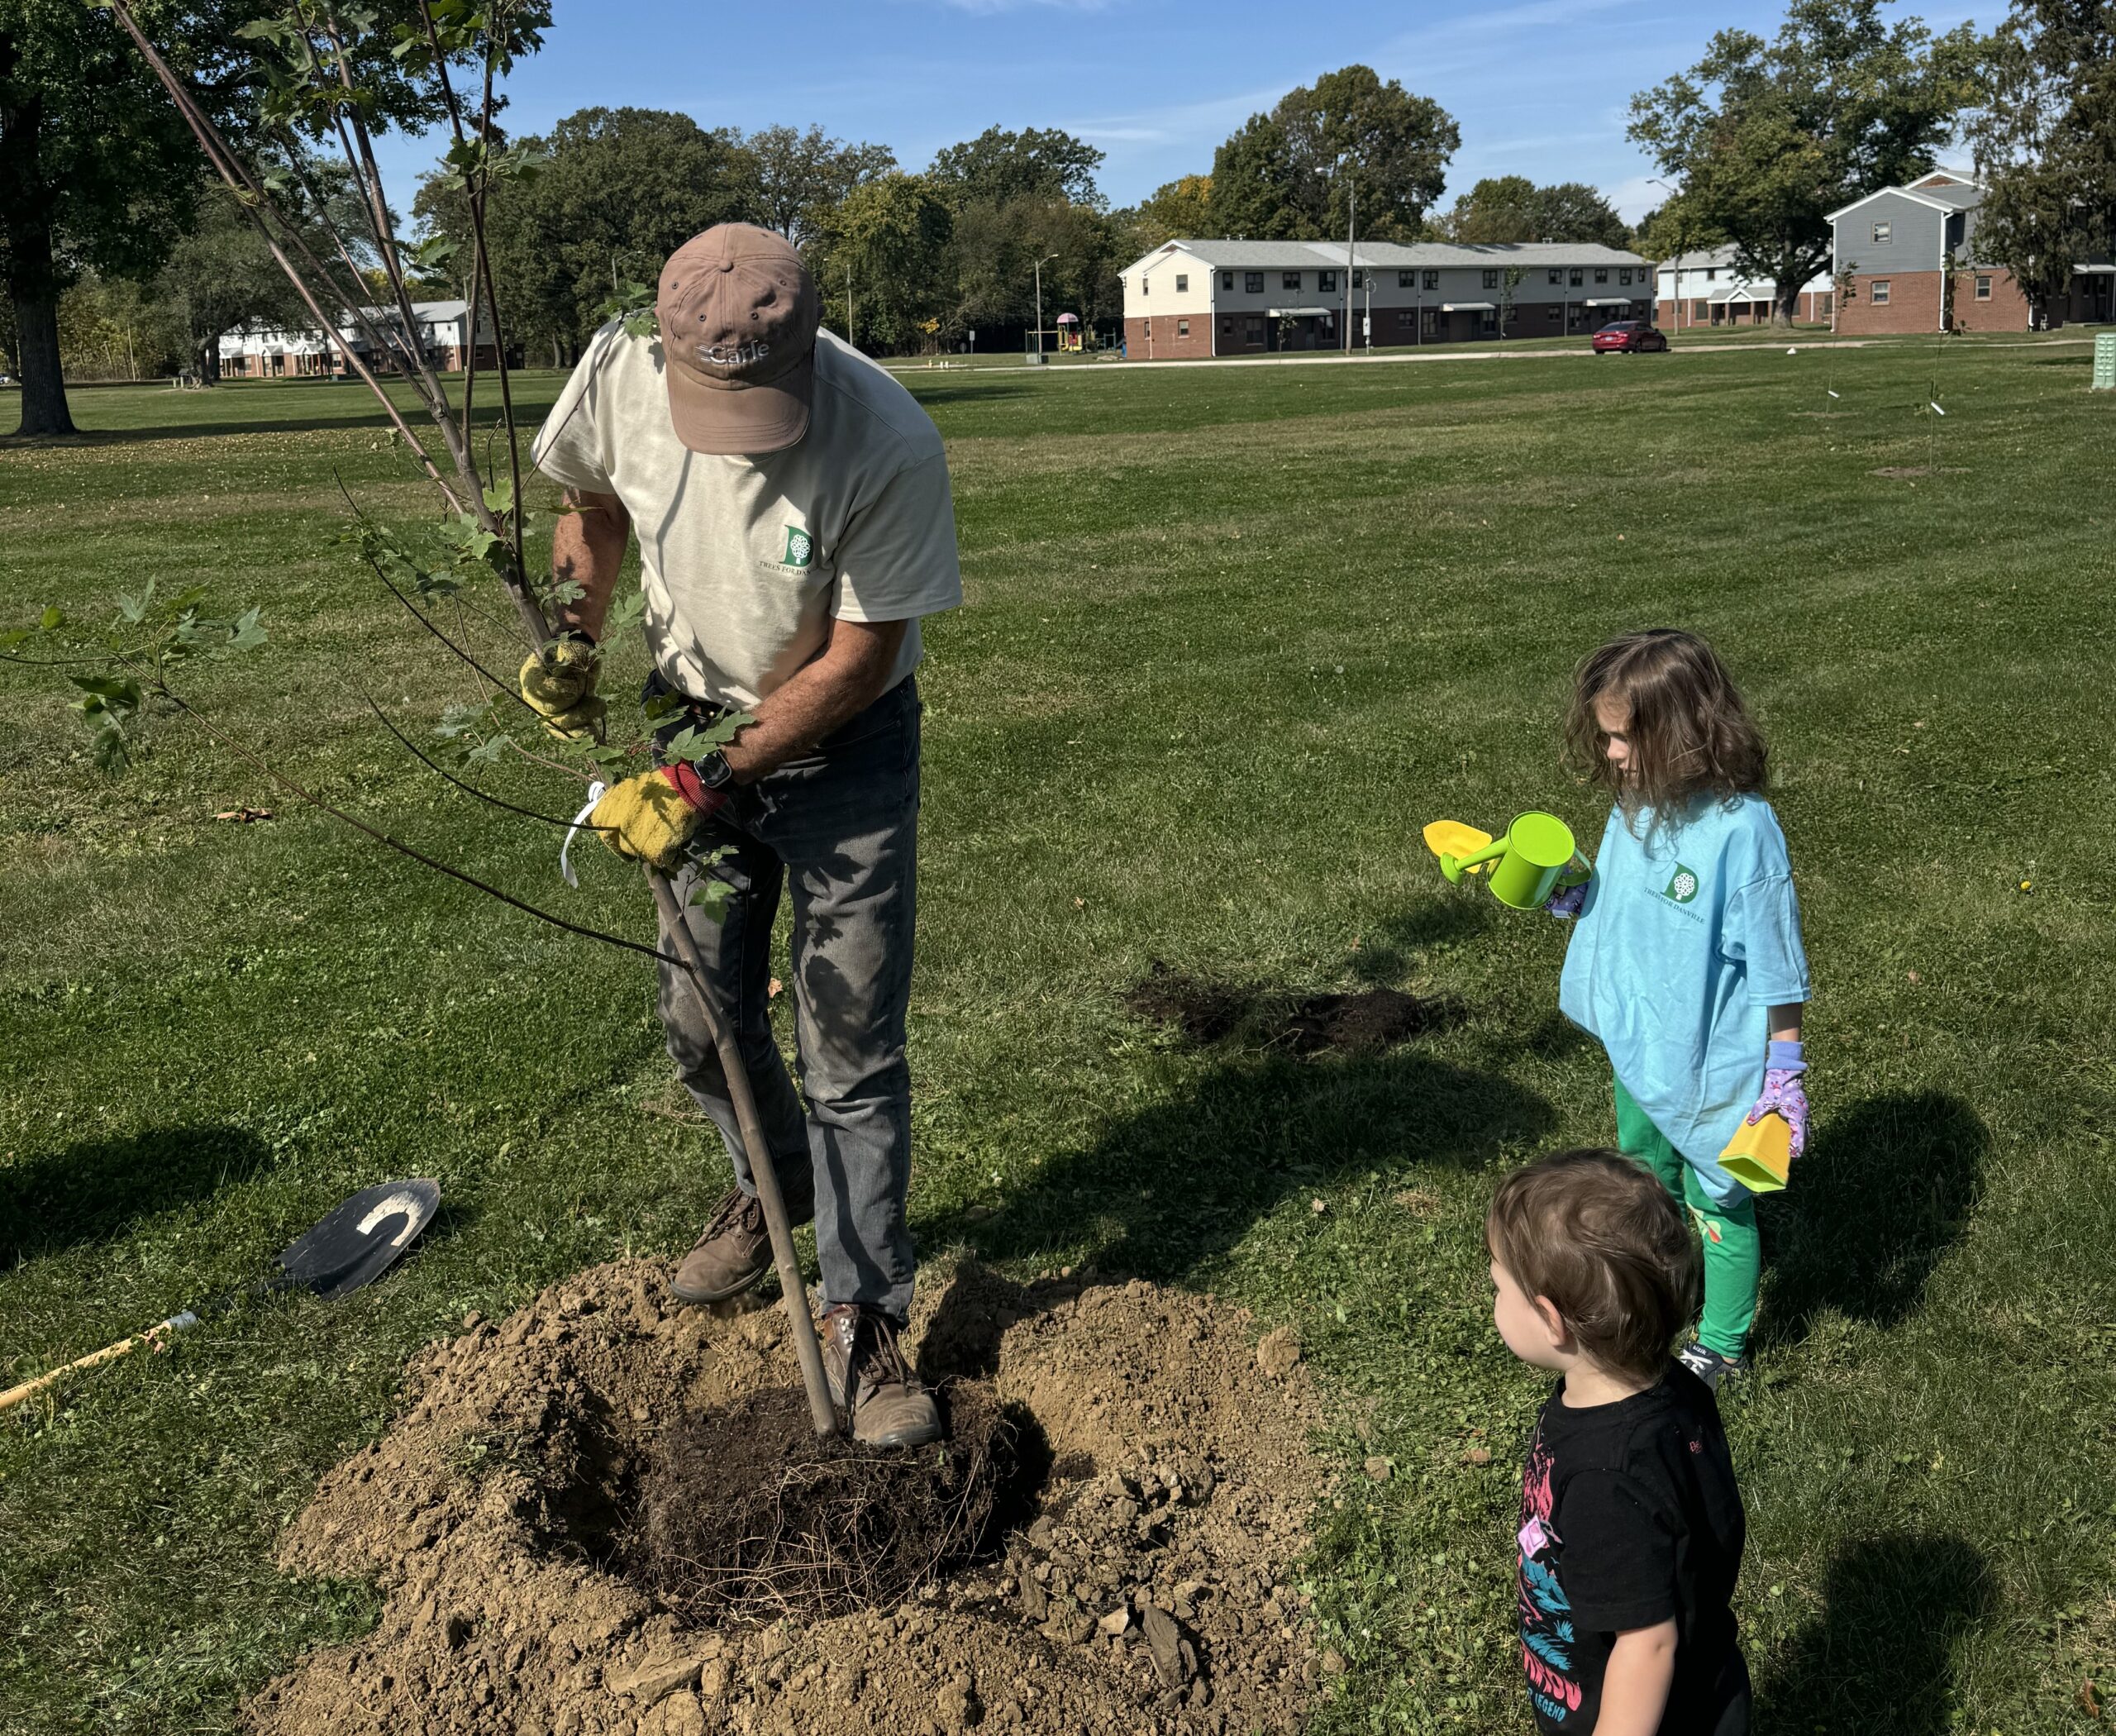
[517,635,606,740]
[590,765,728,872]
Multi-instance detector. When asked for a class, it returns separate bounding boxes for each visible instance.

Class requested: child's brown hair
[1486,1149,1702,1383]
[1564,628,1768,818]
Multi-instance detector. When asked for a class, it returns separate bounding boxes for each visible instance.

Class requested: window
[1179,319,1190,336]
[1594,268,1608,284]
[1871,221,1891,245]
[1246,315,1265,346]
[1548,304,1562,321]
[1351,269,1365,289]
[1399,270,1415,288]
[1318,269,1337,292]
[1480,310,1499,335]
[1424,269,1440,290]
[1619,269,1632,285]
[1871,279,1891,304]
[1175,274,1188,292]
[1975,274,1993,301]
[1245,271,1264,293]
[1482,269,1499,289]
[1284,271,1303,289]
[1705,267,1717,280]
[1141,278,1149,298]
[1570,269,1583,287]
[1549,269,1563,285]
[1694,299,1709,320]
[1397,309,1416,327]
[1219,317,1232,335]
[1221,271,1233,289]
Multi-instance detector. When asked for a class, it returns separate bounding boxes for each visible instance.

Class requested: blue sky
[370,0,1986,227]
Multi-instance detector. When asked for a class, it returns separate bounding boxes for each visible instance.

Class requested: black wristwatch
[694,750,736,790]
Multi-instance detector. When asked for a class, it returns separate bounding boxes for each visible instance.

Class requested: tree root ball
[630,1383,1016,1624]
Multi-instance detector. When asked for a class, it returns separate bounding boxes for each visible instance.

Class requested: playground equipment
[1423,813,1591,910]
[1055,312,1082,353]
[1718,1113,1794,1194]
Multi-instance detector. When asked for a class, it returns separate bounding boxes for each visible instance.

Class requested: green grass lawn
[4,342,2114,1735]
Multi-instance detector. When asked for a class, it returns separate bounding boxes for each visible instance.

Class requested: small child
[1490,1149,1750,1736]
[1550,629,1811,1388]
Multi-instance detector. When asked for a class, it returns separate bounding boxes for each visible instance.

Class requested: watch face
[697,751,735,789]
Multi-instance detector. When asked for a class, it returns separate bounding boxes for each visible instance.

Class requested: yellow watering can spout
[1425,813,1590,909]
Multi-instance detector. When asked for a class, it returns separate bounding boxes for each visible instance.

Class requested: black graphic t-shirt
[1516,1366,1750,1734]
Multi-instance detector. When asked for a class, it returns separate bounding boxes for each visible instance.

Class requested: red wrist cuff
[659,763,710,811]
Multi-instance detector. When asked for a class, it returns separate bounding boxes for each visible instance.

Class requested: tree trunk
[11,289,74,436]
[0,69,74,436]
[1772,293,1796,329]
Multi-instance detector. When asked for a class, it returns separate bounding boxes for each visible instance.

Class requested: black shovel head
[278,1179,441,1302]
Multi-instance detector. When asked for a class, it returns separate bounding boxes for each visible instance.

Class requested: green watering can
[1423,813,1592,910]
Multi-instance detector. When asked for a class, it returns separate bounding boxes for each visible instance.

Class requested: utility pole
[1033,251,1057,361]
[1343,181,1357,354]
[846,266,855,350]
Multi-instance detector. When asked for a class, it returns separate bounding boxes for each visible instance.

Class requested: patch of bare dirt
[1275,990,1437,1055]
[1122,961,1251,1045]
[245,1259,1329,1736]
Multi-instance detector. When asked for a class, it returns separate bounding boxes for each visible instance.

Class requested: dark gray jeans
[655,676,922,1322]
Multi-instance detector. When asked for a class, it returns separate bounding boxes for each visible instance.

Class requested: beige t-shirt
[531,327,962,708]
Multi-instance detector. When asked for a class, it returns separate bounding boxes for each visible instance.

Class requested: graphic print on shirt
[1518,1433,1583,1721]
[1664,862,1700,904]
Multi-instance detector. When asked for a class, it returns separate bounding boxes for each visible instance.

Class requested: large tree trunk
[0,74,75,437]
[10,289,73,435]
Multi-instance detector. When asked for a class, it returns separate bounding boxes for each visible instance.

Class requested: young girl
[1551,629,1810,1390]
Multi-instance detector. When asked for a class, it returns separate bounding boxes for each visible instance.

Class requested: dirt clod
[1122,961,1250,1044]
[1256,1324,1303,1380]
[248,1258,1326,1736]
[1278,988,1434,1053]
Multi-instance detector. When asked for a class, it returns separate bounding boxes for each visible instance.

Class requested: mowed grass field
[4,337,2114,1735]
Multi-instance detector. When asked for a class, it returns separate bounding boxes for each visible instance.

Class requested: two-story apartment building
[1653,246,1833,328]
[1830,171,2115,334]
[219,300,505,379]
[1119,239,1656,359]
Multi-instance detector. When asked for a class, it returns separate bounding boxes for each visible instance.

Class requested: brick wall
[1124,315,1212,359]
[1952,269,2034,332]
[1836,270,1944,334]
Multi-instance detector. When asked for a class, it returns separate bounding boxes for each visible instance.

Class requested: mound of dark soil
[1122,961,1250,1045]
[633,1384,1015,1623]
[1278,989,1436,1054]
[248,1260,1330,1736]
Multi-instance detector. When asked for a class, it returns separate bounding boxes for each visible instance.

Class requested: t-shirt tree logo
[1663,864,1701,904]
[783,525,813,569]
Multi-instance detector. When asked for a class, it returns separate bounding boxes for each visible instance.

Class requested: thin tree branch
[360,690,612,831]
[131,662,678,970]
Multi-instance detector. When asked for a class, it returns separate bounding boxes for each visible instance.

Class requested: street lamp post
[1032,252,1057,361]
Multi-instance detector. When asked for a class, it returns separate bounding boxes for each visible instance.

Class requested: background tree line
[11,0,2116,430]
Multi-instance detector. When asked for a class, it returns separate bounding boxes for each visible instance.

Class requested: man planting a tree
[521,223,962,1449]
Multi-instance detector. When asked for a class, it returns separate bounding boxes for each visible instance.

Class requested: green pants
[1613,1079,1760,1360]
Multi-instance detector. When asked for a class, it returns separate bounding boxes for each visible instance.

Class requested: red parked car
[1592,321,1669,354]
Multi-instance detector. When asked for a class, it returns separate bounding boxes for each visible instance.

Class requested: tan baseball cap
[657,224,821,455]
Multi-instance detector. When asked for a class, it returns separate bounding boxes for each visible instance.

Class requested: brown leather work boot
[822,1304,943,1449]
[669,1187,773,1304]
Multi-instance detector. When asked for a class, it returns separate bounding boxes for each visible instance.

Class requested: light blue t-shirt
[1559,794,1810,1202]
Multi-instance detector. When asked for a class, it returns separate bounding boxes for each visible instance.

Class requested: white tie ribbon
[561,780,607,888]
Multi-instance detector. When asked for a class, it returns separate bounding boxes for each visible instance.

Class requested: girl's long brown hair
[1564,629,1768,820]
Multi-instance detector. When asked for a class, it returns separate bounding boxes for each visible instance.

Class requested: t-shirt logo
[1663,864,1700,905]
[784,525,813,569]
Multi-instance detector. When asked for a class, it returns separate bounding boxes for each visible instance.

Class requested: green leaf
[226,606,269,652]
[39,604,63,632]
[67,673,142,708]
[606,592,646,635]
[688,877,735,924]
[116,583,155,624]
[463,734,510,765]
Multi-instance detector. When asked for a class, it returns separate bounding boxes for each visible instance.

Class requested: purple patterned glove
[1545,880,1588,919]
[1746,1039,1809,1161]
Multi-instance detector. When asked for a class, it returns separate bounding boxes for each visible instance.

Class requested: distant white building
[1119,239,1656,359]
[219,300,502,378]
[1652,246,1834,329]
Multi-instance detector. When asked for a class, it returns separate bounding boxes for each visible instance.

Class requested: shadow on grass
[0,1124,273,1265]
[922,1047,1553,1281]
[1754,1533,1992,1735]
[898,384,1036,408]
[1755,1092,1989,1352]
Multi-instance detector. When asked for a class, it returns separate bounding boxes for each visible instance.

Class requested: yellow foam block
[1423,820,1494,869]
[1719,1113,1792,1194]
